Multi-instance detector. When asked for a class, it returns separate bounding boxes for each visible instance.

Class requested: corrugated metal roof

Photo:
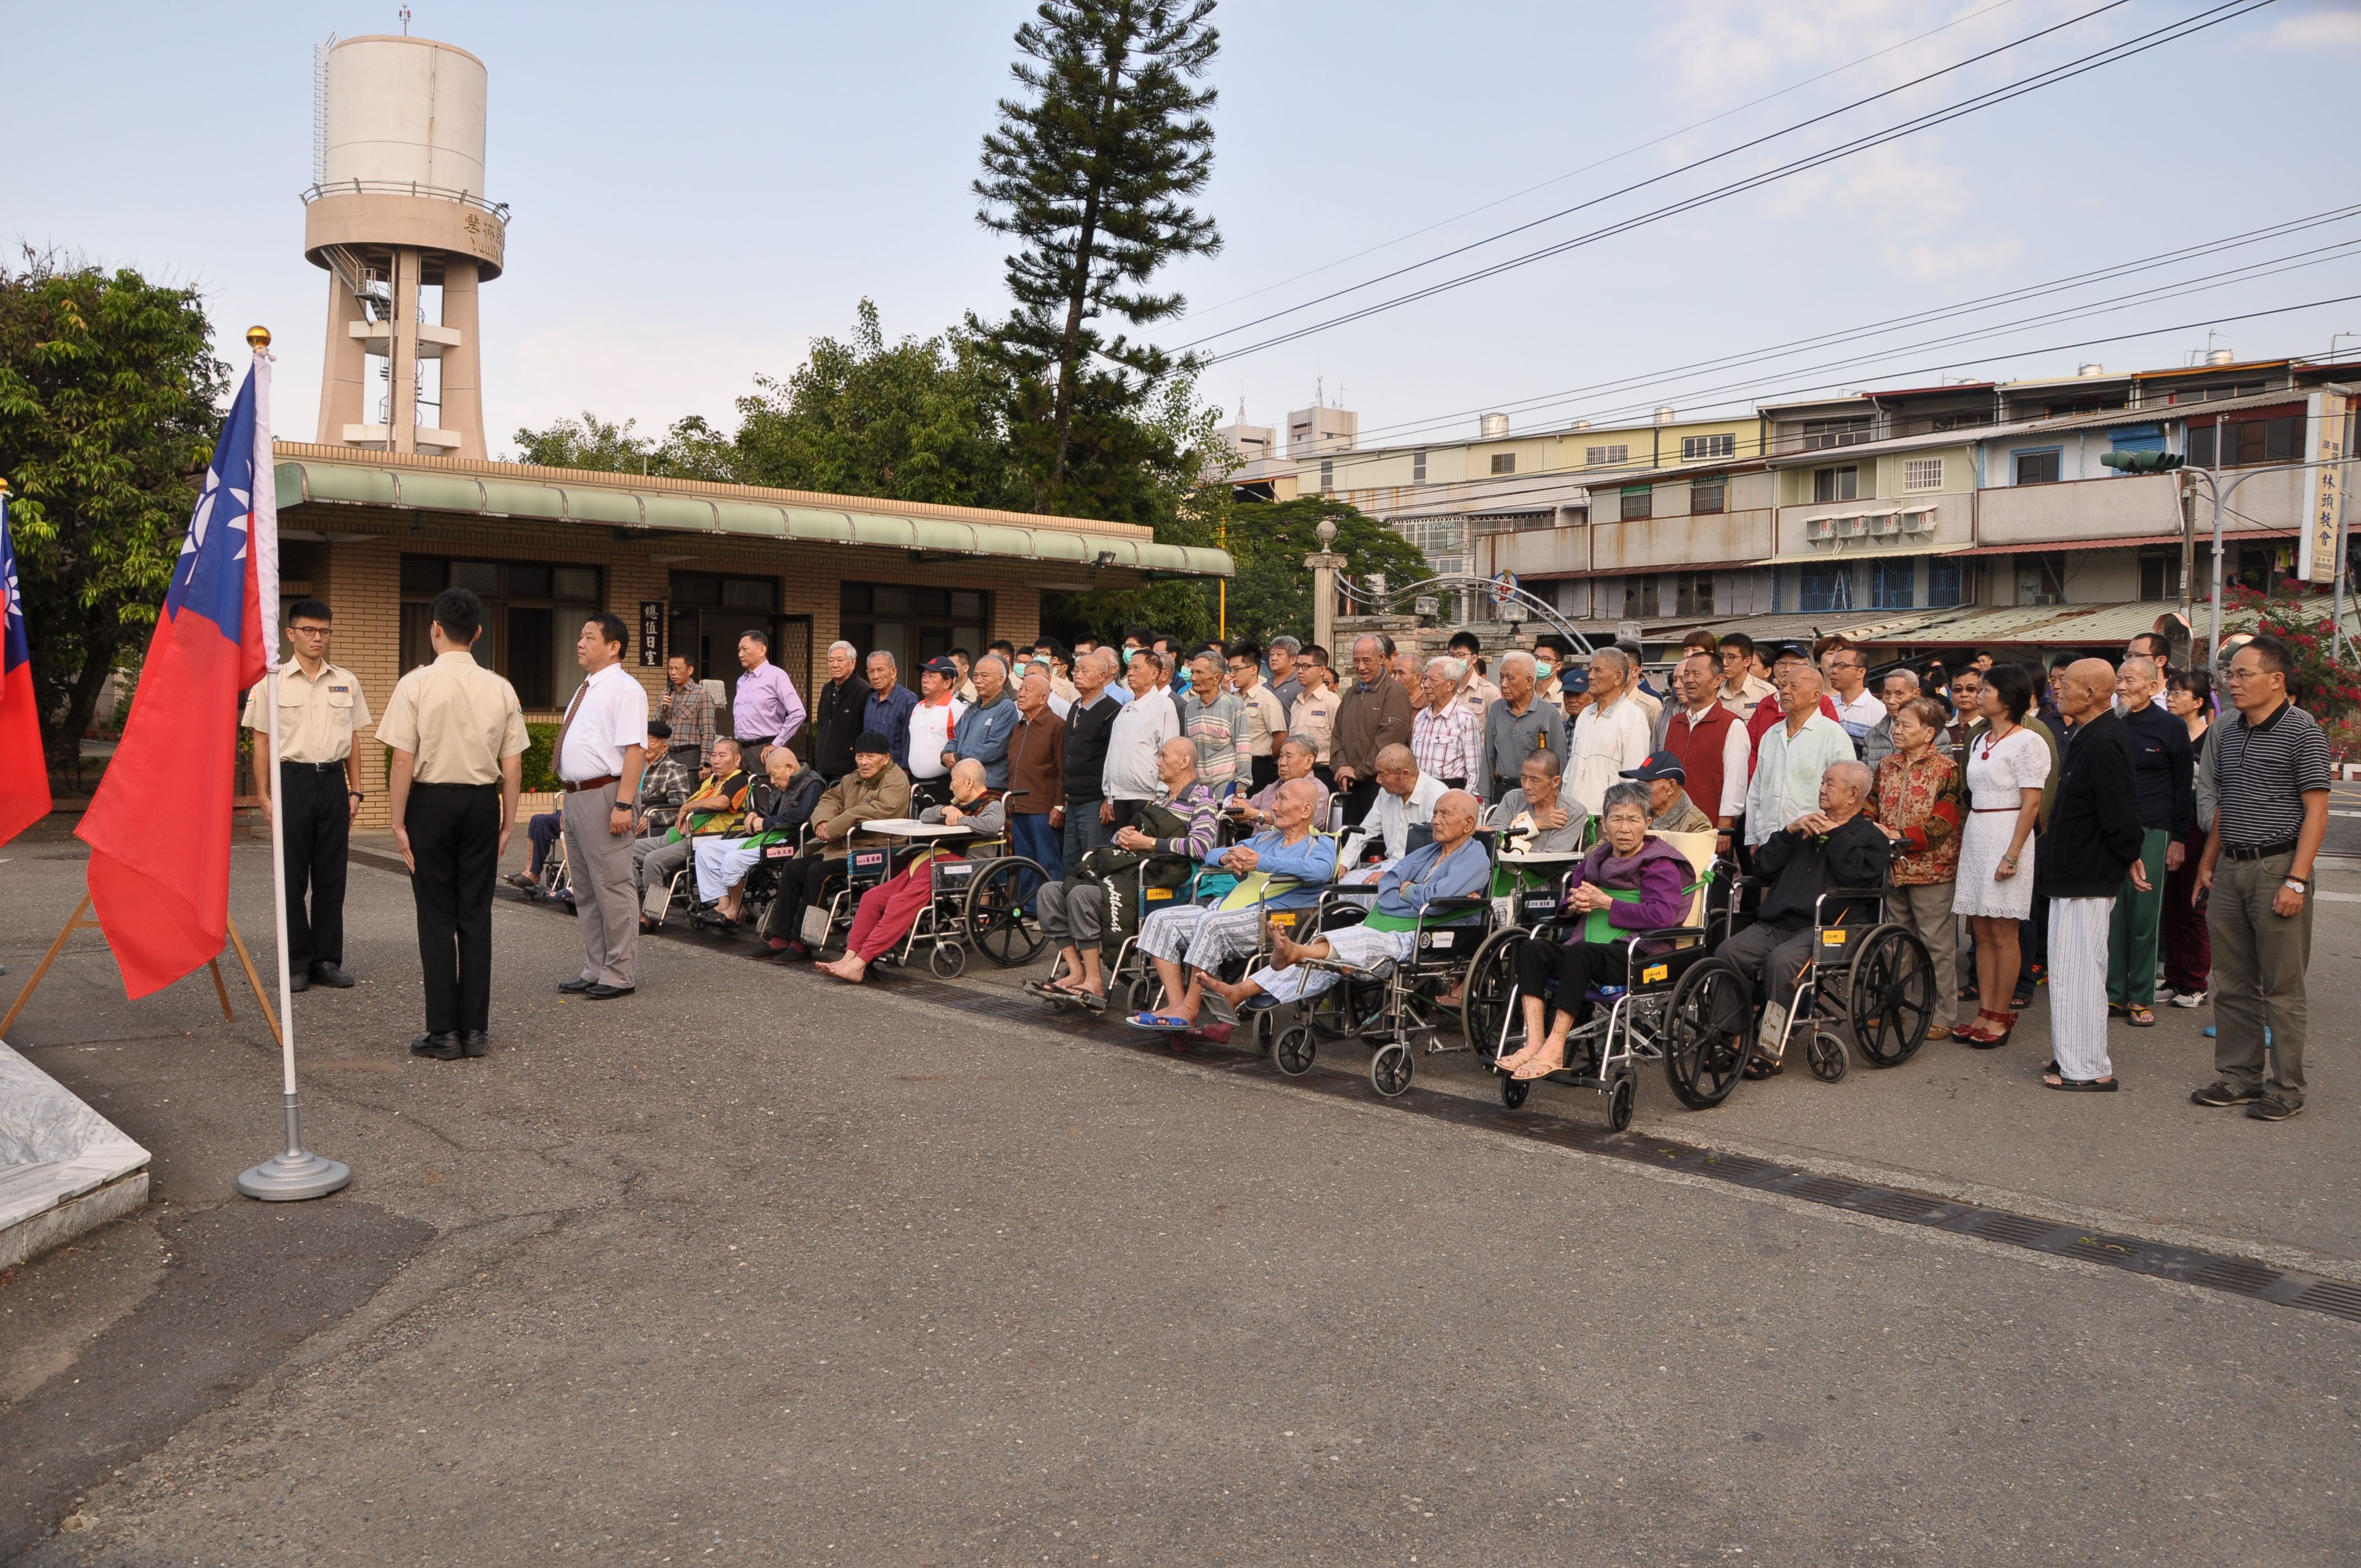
[1955,529,2298,557]
[1752,539,1954,568]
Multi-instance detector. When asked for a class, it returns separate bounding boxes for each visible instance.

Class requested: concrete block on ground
[0,1039,151,1270]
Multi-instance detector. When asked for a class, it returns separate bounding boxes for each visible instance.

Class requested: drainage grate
[501,891,2361,1327]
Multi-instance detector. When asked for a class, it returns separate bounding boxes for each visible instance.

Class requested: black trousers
[405,782,501,1035]
[1249,754,1279,793]
[278,761,350,973]
[1517,935,1631,1027]
[761,854,839,945]
[1339,776,1380,827]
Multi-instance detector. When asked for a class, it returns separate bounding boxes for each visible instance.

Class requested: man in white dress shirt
[1821,641,1887,755]
[557,614,650,999]
[1568,647,1654,815]
[1744,663,1856,848]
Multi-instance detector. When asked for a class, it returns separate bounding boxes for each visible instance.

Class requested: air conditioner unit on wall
[1868,513,1901,536]
[1806,516,1836,540]
[1834,515,1869,538]
[1900,507,1936,533]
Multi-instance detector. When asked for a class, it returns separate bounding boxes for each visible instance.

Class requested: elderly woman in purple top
[1497,781,1694,1080]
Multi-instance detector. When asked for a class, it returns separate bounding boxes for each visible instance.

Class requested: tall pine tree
[973,0,1220,509]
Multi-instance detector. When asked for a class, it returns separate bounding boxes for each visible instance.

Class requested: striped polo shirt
[2204,699,2330,846]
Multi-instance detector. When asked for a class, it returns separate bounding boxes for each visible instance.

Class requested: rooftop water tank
[1654,406,1677,423]
[1479,412,1509,439]
[2206,347,2236,366]
[2076,363,2105,378]
[321,35,488,195]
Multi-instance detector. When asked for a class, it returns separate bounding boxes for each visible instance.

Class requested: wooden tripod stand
[0,893,282,1046]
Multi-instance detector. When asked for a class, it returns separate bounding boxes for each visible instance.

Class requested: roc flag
[0,487,53,844]
[75,353,278,998]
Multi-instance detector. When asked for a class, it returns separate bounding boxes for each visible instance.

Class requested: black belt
[282,759,346,773]
[2223,839,2299,862]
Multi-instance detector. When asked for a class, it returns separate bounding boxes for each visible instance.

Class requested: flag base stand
[236,1092,350,1201]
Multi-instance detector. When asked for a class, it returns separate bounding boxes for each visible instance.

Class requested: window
[2187,416,2304,469]
[1412,449,1427,484]
[1320,458,1335,492]
[2139,549,2176,602]
[1489,453,1516,475]
[1679,432,1737,461]
[840,582,987,685]
[1584,443,1630,466]
[1395,516,1464,556]
[1799,563,1852,612]
[1619,484,1653,521]
[1470,512,1549,535]
[2012,448,2062,486]
[1675,573,1714,617]
[1903,458,1944,492]
[1927,557,1965,608]
[2106,425,2164,470]
[399,555,603,709]
[2015,553,2066,606]
[1813,465,1859,504]
[1690,480,1726,515]
[1802,416,1873,450]
[1623,575,1658,619]
[1868,558,1916,610]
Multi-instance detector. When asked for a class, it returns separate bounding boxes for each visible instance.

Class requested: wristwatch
[349,790,366,801]
[2284,876,2309,893]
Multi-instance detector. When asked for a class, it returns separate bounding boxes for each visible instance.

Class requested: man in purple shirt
[732,630,806,771]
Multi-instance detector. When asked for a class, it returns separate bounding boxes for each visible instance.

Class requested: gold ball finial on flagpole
[246,325,272,350]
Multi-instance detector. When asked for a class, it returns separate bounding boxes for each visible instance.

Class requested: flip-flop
[1127,1012,1194,1032]
[2126,1005,2155,1027]
[2043,1074,2119,1092]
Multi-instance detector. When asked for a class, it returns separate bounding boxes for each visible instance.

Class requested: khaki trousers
[562,783,639,988]
[2208,851,2313,1104]
[1885,881,1959,1033]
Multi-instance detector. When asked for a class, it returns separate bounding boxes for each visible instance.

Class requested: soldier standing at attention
[243,596,369,993]
[379,587,527,1061]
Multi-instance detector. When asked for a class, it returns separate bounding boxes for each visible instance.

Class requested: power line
[1197,0,2281,363]
[1180,0,2033,326]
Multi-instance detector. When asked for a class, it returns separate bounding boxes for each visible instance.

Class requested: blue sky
[10,1,2361,455]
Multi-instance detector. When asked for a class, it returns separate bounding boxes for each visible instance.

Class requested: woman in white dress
[1952,664,2049,1048]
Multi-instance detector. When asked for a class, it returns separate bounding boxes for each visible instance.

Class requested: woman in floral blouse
[1872,695,1966,1039]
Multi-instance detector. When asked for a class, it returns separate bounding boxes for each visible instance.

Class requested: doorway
[667,571,813,746]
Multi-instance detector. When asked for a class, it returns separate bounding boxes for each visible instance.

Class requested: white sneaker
[2170,989,2205,1008]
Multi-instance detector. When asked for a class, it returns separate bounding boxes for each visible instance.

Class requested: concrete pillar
[389,247,422,453]
[315,271,368,444]
[1305,551,1345,654]
[439,257,486,459]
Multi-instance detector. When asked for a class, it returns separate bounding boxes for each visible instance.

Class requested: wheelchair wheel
[1807,1028,1848,1082]
[966,858,1047,967]
[1370,1041,1414,1098]
[1847,924,1934,1068]
[1310,974,1387,1040]
[1607,1074,1635,1133]
[928,940,966,978]
[1123,973,1162,1017]
[1500,1074,1529,1110]
[1461,927,1525,1063]
[1661,957,1752,1110]
[1273,1023,1318,1077]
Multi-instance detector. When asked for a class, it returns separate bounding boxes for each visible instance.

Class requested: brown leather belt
[562,775,619,794]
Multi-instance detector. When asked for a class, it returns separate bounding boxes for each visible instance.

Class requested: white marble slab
[0,1039,150,1235]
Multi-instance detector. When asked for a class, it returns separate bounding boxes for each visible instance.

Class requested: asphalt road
[2,836,2356,1565]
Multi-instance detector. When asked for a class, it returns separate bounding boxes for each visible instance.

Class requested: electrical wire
[1195,0,2280,362]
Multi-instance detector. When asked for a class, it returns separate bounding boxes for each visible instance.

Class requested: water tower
[302,32,507,459]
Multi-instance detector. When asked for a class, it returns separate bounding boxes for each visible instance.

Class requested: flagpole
[236,327,350,1202]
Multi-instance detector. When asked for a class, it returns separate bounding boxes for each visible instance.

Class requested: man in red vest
[1661,650,1747,858]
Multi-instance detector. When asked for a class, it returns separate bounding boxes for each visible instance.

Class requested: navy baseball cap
[922,657,960,677]
[1619,750,1687,783]
[1558,669,1590,694]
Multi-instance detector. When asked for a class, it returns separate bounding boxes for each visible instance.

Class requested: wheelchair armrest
[1628,923,1705,942]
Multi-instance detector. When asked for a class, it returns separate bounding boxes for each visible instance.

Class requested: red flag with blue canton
[75,356,277,998]
[0,485,53,844]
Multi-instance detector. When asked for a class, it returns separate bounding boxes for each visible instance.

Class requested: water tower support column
[315,271,368,442]
[439,258,485,459]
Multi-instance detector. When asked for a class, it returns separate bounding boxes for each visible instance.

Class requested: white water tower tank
[1654,406,1677,423]
[1479,412,1509,438]
[322,35,488,195]
[2206,347,2236,367]
[2076,363,2105,378]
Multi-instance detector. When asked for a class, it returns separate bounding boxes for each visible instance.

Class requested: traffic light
[2101,449,2186,473]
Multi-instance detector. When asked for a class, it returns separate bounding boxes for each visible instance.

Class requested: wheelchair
[1265,892,1491,1098]
[864,827,1049,978]
[1459,848,1726,1131]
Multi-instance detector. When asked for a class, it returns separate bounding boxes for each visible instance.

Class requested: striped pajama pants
[2047,895,2116,1082]
[1139,903,1266,974]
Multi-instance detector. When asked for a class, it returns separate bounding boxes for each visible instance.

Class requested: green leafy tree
[729,301,1021,509]
[510,410,736,481]
[0,253,226,776]
[1217,494,1429,649]
[973,0,1221,505]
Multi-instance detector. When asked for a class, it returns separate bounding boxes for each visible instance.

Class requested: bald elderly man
[2039,658,2149,1091]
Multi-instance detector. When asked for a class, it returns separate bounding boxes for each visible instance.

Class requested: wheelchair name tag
[1428,930,1455,949]
[1517,890,1557,922]
[1269,911,1298,929]
[850,848,889,880]
[935,861,976,889]
[1145,887,1174,902]
[1642,962,1669,984]
[763,844,796,861]
[1821,928,1849,947]
[800,905,834,946]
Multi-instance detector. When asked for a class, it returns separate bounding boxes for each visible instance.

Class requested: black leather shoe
[583,983,637,1001]
[460,1030,489,1058]
[289,970,311,994]
[409,1032,463,1060]
[310,962,356,989]
[558,976,595,994]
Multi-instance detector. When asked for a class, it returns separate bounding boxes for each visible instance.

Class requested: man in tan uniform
[243,597,369,993]
[378,587,527,1060]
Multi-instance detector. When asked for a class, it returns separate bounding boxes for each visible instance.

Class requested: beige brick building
[270,443,1232,827]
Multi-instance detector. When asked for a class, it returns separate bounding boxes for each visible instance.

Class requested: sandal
[2125,1004,2155,1028]
[1513,1052,1569,1081]
[1970,1009,2019,1050]
[1127,1012,1194,1032]
[1956,984,1980,1003]
[1742,1054,1785,1080]
[2043,1072,2119,1092]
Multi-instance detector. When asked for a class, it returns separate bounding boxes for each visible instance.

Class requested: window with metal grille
[1624,575,1657,619]
[2139,549,2176,602]
[1490,453,1516,475]
[1680,433,1736,460]
[1691,481,1726,515]
[1584,444,1630,466]
[1813,466,1859,504]
[1802,416,1873,450]
[2012,449,2061,486]
[1799,563,1852,612]
[2187,416,2305,469]
[1320,458,1335,491]
[1903,458,1944,491]
[1412,449,1427,484]
[1927,558,1965,608]
[1868,558,1916,609]
[399,555,603,707]
[1675,573,1714,617]
[1620,484,1653,521]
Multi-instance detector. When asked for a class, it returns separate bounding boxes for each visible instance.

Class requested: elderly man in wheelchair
[1712,758,1893,1080]
[813,759,1005,984]
[1124,774,1335,1037]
